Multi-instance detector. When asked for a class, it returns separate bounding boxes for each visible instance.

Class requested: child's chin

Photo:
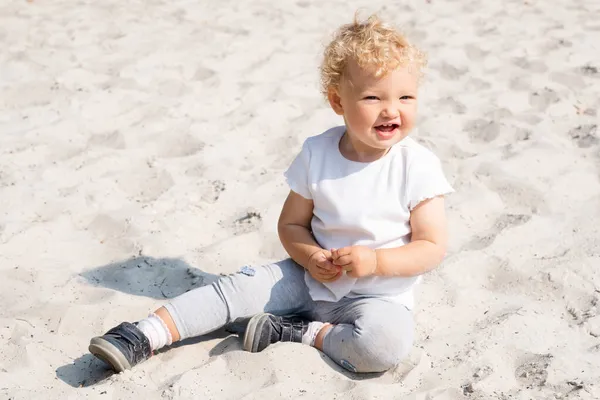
[375,132,404,145]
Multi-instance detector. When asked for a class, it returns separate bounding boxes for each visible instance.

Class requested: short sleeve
[405,151,454,210]
[283,141,312,199]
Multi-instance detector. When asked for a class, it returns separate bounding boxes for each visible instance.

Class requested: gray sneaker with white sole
[89,322,152,372]
[243,313,310,353]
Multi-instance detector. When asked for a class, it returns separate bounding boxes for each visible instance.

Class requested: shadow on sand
[57,255,241,387]
[56,255,362,387]
[78,255,221,299]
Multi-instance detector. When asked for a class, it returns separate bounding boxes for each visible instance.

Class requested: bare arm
[277,190,323,269]
[374,196,448,277]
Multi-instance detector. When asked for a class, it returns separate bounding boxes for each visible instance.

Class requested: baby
[89,13,453,374]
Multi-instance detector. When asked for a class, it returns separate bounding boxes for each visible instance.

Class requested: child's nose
[382,105,400,119]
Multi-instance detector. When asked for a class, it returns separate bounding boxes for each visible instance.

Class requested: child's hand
[331,246,378,278]
[307,250,342,283]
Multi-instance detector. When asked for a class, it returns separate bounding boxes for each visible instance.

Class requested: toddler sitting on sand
[89,13,453,374]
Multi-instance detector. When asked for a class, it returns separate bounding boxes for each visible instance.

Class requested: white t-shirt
[284,126,454,309]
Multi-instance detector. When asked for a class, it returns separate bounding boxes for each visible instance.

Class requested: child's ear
[327,87,344,116]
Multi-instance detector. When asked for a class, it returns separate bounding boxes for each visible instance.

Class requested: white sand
[1,0,599,398]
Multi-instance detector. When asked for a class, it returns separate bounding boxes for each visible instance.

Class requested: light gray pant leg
[315,298,414,373]
[164,259,313,340]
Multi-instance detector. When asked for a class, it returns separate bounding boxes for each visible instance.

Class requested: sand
[1,0,599,398]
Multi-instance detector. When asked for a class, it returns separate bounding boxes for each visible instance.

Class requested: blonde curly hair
[320,13,427,97]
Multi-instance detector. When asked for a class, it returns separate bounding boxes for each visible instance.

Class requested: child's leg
[90,258,313,371]
[311,298,414,373]
[160,258,313,341]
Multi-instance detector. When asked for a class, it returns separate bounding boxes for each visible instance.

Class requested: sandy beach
[1,0,599,398]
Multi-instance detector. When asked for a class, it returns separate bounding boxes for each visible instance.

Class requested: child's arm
[331,196,448,277]
[278,191,341,281]
[375,196,448,277]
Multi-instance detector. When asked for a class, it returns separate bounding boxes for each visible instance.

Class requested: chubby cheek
[346,106,372,129]
[401,116,415,131]
[356,106,379,127]
[400,108,417,131]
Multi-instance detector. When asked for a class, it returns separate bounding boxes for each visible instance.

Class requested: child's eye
[363,96,379,101]
[400,95,414,100]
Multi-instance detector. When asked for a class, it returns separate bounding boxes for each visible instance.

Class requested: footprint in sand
[472,365,493,381]
[514,128,532,142]
[512,57,548,74]
[117,166,175,203]
[86,214,133,241]
[487,177,545,214]
[226,209,263,236]
[529,88,559,111]
[85,214,138,253]
[436,62,468,81]
[516,114,542,126]
[550,71,586,90]
[185,162,205,178]
[485,108,513,121]
[465,77,491,91]
[568,124,598,149]
[475,306,523,331]
[200,180,226,204]
[515,353,553,388]
[155,134,205,158]
[541,37,573,53]
[580,65,599,77]
[193,66,216,81]
[566,295,599,326]
[462,214,532,251]
[464,44,488,62]
[433,97,467,114]
[464,119,500,143]
[0,169,16,188]
[87,131,126,149]
[481,256,526,294]
[509,76,532,91]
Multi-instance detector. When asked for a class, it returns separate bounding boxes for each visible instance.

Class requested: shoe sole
[89,337,132,372]
[243,313,270,353]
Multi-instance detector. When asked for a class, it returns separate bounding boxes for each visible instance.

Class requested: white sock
[302,321,325,346]
[137,313,173,351]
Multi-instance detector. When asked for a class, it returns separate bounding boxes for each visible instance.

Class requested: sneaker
[243,313,309,353]
[89,322,152,372]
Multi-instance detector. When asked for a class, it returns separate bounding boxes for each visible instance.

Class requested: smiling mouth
[375,124,399,132]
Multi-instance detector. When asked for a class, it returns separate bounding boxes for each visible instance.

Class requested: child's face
[329,59,419,153]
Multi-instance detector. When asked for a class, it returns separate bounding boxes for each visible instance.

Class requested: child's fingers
[315,253,334,268]
[334,247,353,257]
[318,266,338,275]
[332,255,352,266]
[319,270,341,282]
[316,259,337,271]
[330,248,338,259]
[314,270,332,281]
[316,267,334,275]
[317,264,341,277]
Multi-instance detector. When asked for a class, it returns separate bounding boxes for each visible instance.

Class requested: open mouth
[375,124,399,133]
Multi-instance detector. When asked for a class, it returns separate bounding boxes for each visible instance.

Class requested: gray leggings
[164,259,414,373]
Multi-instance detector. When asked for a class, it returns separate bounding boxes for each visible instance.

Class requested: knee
[349,319,414,373]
